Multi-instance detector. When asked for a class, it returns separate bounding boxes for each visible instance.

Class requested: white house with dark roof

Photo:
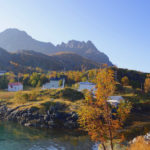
[42,77,65,89]
[78,82,96,91]
[8,82,23,92]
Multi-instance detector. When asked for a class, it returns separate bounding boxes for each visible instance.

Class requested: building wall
[79,84,95,91]
[42,81,60,89]
[62,79,65,88]
[42,79,65,89]
[8,85,23,92]
[42,83,51,89]
[50,81,59,88]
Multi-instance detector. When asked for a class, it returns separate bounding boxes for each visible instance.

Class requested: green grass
[116,86,150,103]
[115,86,150,140]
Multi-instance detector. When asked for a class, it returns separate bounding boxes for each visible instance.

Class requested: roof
[0,70,7,73]
[107,100,120,103]
[8,82,22,86]
[79,82,95,85]
[43,82,51,86]
[50,77,64,81]
[108,96,124,101]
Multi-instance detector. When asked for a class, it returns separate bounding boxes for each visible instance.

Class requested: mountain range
[0,28,113,72]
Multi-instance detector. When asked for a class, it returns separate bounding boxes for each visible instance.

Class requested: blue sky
[0,0,150,72]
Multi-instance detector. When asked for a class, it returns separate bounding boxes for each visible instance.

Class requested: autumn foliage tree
[78,68,131,150]
[144,74,150,94]
[121,76,129,86]
[7,72,16,83]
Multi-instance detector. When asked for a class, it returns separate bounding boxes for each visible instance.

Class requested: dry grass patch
[0,90,15,100]
[127,136,150,150]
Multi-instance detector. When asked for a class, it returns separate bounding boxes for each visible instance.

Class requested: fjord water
[0,122,96,150]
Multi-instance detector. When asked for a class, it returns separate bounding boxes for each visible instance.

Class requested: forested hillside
[0,48,100,73]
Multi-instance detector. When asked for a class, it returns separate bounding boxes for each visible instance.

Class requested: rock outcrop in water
[0,104,78,129]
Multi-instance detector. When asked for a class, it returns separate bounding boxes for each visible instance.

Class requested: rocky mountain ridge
[0,28,113,66]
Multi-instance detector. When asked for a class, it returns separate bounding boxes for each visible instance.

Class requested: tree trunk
[100,143,106,150]
[110,139,113,150]
[105,100,114,150]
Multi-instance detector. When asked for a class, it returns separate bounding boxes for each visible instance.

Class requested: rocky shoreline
[0,104,78,129]
[0,101,149,130]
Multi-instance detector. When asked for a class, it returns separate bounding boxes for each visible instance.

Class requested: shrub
[40,89,60,98]
[131,102,150,113]
[14,90,39,104]
[115,83,124,93]
[121,76,129,86]
[14,91,29,104]
[29,90,39,101]
[49,89,59,99]
[57,88,84,101]
[0,75,8,89]
[134,88,142,95]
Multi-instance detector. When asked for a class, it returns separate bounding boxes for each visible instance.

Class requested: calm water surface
[0,122,97,150]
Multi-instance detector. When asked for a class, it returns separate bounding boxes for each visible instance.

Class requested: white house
[42,77,65,89]
[78,82,96,91]
[144,132,150,141]
[107,96,124,107]
[0,71,7,76]
[8,82,23,92]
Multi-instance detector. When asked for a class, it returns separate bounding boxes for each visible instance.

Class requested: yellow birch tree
[78,68,131,150]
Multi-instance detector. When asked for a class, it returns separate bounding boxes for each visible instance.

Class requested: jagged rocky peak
[57,40,95,49]
[0,28,113,66]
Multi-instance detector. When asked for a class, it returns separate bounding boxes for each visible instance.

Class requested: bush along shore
[0,88,84,129]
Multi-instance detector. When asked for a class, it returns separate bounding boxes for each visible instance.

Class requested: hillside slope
[0,48,100,72]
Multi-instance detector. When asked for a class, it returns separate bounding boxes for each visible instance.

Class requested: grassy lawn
[123,112,150,140]
[116,86,150,103]
[0,88,84,114]
[0,90,15,101]
[115,86,150,140]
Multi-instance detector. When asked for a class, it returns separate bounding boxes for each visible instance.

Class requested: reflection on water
[0,122,97,150]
